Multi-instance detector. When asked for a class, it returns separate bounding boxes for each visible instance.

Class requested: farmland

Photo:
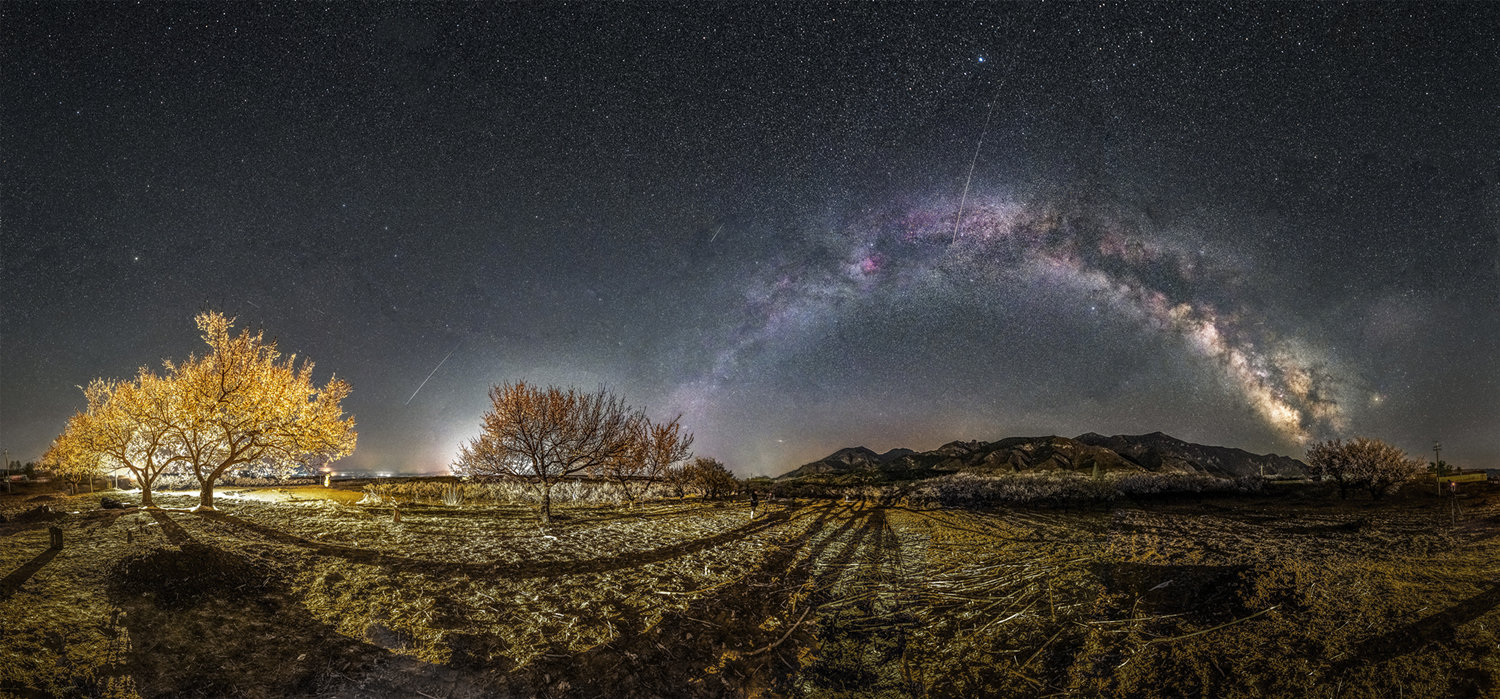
[2,482,1498,697]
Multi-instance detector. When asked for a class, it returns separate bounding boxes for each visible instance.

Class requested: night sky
[3,3,1497,475]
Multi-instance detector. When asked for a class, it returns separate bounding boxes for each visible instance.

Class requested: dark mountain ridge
[781,432,1306,480]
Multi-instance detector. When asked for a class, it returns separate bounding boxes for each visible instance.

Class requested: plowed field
[3,484,1497,697]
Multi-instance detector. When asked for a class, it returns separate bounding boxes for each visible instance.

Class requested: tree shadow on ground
[1338,580,1500,673]
[107,522,485,697]
[468,504,902,697]
[197,503,820,580]
[147,509,195,546]
[0,546,60,603]
[797,506,924,697]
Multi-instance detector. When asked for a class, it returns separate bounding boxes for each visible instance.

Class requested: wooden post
[48,526,63,549]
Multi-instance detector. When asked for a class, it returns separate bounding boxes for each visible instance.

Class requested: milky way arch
[672,193,1350,444]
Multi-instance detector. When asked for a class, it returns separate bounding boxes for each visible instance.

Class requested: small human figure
[748,488,759,520]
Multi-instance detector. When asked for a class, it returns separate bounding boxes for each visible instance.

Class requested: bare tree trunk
[196,482,216,511]
[140,484,155,509]
[540,482,552,525]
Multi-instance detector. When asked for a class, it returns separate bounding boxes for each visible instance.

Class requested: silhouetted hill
[1073,432,1306,478]
[784,446,917,476]
[781,432,1306,479]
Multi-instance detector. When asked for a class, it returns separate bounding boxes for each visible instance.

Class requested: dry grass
[2,482,1497,697]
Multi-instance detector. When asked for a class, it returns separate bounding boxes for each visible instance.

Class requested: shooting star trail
[405,344,459,406]
[952,96,995,244]
[954,57,1010,244]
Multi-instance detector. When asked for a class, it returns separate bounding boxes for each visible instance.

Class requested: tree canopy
[1305,437,1423,500]
[44,312,358,509]
[166,312,357,509]
[453,382,644,523]
[603,415,694,507]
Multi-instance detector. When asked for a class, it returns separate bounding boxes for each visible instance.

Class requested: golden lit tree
[72,372,186,508]
[453,382,641,524]
[40,413,107,495]
[604,415,694,508]
[164,312,358,511]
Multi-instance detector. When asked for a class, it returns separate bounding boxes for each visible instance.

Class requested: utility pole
[1434,441,1444,496]
[3,449,9,494]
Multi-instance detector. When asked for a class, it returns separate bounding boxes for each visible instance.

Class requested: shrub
[355,477,678,507]
[904,470,1264,508]
[679,458,738,500]
[909,471,1115,508]
[1112,472,1265,498]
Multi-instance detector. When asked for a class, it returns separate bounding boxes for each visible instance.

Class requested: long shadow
[198,503,820,580]
[0,521,56,538]
[489,502,868,696]
[148,509,195,546]
[896,506,1065,545]
[1338,581,1500,671]
[797,507,916,696]
[0,546,61,602]
[110,564,483,697]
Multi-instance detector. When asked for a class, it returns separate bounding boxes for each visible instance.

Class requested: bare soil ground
[2,483,1498,697]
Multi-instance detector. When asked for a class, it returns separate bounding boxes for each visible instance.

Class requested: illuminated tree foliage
[55,373,186,507]
[164,312,358,510]
[44,313,357,509]
[1305,437,1423,500]
[605,415,694,508]
[40,413,106,495]
[453,382,642,524]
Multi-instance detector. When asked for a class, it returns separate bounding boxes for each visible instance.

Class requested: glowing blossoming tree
[65,373,185,507]
[47,313,357,511]
[165,312,358,511]
[453,382,641,524]
[41,414,107,495]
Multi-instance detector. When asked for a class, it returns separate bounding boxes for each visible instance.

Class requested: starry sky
[3,3,1497,475]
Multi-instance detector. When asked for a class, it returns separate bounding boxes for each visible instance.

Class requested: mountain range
[780,432,1307,480]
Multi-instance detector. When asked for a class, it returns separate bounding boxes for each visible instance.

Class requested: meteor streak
[405,344,459,406]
